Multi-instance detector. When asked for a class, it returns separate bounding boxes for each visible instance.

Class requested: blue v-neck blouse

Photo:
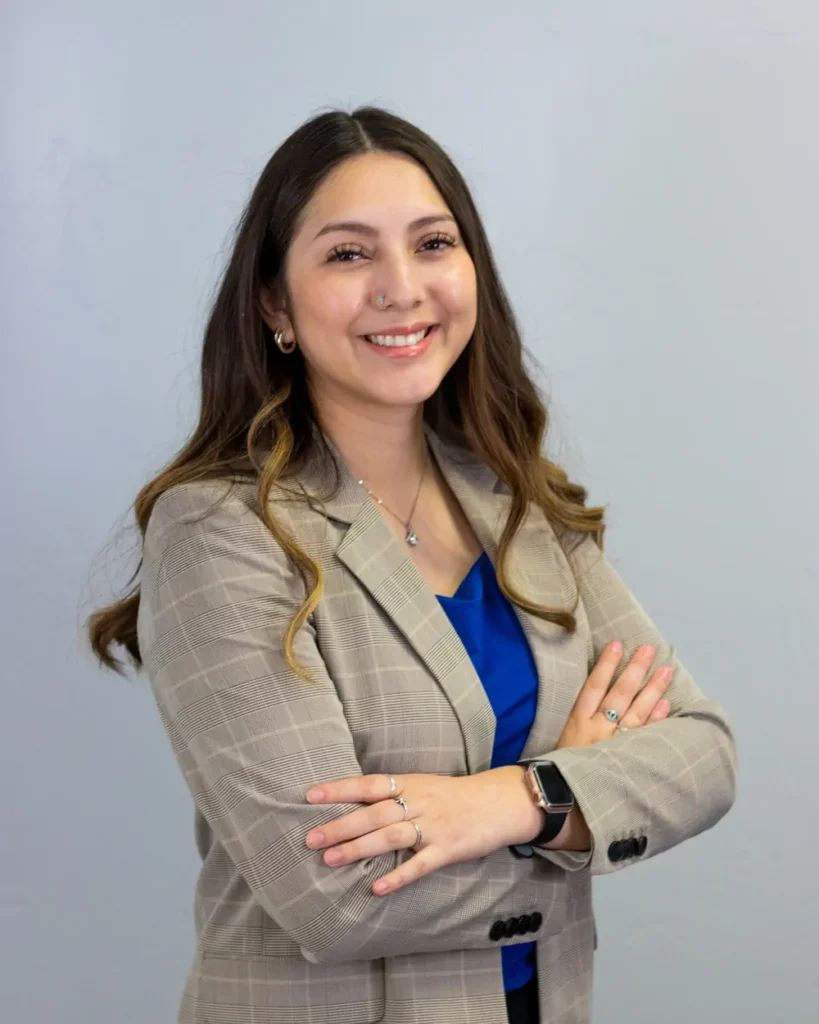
[435,550,540,993]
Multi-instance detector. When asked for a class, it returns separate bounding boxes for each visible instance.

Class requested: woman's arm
[526,532,738,874]
[138,483,569,965]
[302,640,674,887]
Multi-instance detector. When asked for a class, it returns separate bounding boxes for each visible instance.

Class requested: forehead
[298,152,451,229]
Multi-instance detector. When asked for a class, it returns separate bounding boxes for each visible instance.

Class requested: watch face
[534,764,573,808]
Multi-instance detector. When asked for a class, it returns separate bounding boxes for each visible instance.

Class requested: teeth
[365,328,429,347]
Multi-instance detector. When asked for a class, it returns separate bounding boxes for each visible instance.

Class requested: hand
[536,643,672,854]
[555,642,673,750]
[304,767,542,896]
[303,643,674,889]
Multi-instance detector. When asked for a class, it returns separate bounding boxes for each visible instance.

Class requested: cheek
[435,257,478,321]
[292,273,362,332]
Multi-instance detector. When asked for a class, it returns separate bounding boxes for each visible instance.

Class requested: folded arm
[138,483,570,964]
[526,532,738,875]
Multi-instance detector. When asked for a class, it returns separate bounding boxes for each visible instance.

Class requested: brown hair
[86,105,605,682]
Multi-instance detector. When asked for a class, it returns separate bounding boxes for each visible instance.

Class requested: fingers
[604,648,675,734]
[305,797,400,850]
[374,850,435,895]
[307,773,400,806]
[618,666,673,728]
[319,820,420,868]
[645,699,671,724]
[596,644,659,722]
[571,641,624,719]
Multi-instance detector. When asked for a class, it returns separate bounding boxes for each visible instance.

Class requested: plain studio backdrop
[2,2,817,1021]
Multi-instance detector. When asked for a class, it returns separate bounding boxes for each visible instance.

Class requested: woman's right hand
[554,642,673,750]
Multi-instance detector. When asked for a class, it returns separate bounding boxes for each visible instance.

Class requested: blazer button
[511,915,531,936]
[636,835,647,856]
[503,918,521,938]
[489,920,505,942]
[528,912,543,933]
[607,840,626,862]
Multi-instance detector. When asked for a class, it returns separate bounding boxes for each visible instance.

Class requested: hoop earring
[274,329,296,354]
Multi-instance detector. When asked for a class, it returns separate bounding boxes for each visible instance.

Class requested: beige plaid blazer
[137,423,737,1024]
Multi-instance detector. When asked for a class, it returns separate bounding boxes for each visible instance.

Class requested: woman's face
[266,152,477,416]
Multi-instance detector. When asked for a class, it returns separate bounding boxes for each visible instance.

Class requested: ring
[601,707,620,723]
[394,796,409,820]
[387,775,397,798]
[410,823,423,851]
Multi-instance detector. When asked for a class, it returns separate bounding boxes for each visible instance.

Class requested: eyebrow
[313,213,457,241]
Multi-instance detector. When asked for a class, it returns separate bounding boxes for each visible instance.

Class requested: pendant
[405,528,419,547]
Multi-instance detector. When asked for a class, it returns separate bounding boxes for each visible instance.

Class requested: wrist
[490,765,546,846]
[515,760,591,852]
[540,804,591,851]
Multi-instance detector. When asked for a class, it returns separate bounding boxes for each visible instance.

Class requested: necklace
[357,445,429,547]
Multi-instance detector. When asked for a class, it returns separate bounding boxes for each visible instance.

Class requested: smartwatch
[521,760,575,847]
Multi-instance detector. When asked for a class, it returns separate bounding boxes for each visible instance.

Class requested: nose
[371,251,423,311]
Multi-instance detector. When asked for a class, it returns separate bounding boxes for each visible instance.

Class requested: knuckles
[384,824,405,845]
[367,776,385,800]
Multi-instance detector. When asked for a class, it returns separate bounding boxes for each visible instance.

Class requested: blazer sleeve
[524,531,738,875]
[137,483,568,965]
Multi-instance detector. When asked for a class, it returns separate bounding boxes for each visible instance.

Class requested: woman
[88,106,737,1024]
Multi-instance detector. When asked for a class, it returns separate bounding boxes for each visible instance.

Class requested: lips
[360,319,434,339]
[364,325,434,347]
[359,324,438,358]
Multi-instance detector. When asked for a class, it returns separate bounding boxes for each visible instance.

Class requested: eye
[327,244,366,263]
[419,231,458,252]
[326,231,458,264]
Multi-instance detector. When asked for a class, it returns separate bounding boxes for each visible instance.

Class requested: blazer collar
[294,420,505,526]
[293,421,575,773]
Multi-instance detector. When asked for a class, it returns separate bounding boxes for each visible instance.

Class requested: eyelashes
[327,231,459,263]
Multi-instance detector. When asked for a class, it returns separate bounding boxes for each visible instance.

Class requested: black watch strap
[530,808,569,846]
[520,760,573,848]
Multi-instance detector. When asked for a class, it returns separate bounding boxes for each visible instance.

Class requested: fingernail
[374,880,390,894]
[610,642,622,655]
[306,830,325,848]
[325,849,343,866]
[306,789,325,803]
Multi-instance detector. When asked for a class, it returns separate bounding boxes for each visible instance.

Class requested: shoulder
[142,476,329,588]
[145,474,319,538]
[145,479,259,552]
[142,479,290,587]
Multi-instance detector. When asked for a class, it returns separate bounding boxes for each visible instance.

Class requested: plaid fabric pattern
[137,424,736,1023]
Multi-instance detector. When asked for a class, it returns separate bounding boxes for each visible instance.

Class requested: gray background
[2,1,817,1021]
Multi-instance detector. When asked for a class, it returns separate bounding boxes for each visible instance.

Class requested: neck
[313,395,429,495]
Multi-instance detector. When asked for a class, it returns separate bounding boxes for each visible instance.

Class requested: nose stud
[377,294,386,306]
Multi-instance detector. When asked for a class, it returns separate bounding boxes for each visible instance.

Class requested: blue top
[436,550,539,993]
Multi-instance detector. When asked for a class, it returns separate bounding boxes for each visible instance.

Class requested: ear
[259,286,294,341]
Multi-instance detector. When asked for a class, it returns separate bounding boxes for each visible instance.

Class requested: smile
[364,326,435,347]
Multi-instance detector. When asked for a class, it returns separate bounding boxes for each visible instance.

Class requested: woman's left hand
[304,767,543,896]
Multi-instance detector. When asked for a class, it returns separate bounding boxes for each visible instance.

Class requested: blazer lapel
[295,423,577,773]
[427,428,581,761]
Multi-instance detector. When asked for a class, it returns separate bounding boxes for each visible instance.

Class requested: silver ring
[601,707,620,723]
[410,823,422,851]
[387,775,397,798]
[394,796,409,820]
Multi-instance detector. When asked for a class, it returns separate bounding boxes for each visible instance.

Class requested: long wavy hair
[86,105,605,682]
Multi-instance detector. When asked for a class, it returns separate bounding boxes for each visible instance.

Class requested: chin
[367,380,443,409]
